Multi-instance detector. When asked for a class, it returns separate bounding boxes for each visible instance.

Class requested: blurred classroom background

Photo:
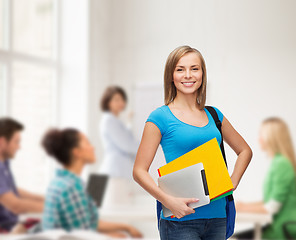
[0,0,295,239]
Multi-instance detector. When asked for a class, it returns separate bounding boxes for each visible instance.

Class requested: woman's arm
[133,122,198,219]
[236,201,268,214]
[98,220,142,238]
[221,116,253,190]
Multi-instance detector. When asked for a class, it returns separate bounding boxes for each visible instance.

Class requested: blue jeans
[159,218,226,240]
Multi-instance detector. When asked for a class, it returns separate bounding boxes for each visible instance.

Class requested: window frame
[0,0,60,193]
[0,0,60,120]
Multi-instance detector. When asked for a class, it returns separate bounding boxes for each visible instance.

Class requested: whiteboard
[132,82,166,181]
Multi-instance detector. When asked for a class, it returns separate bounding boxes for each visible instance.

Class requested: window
[0,0,5,48]
[0,0,58,193]
[0,64,6,115]
[12,0,54,58]
[10,62,55,193]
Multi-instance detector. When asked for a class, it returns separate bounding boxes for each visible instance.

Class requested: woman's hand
[126,225,143,238]
[163,196,199,219]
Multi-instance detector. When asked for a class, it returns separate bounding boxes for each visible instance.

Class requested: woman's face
[258,126,267,152]
[108,93,126,115]
[73,133,96,164]
[173,52,203,96]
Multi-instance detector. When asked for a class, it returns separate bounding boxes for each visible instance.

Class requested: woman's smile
[181,81,196,87]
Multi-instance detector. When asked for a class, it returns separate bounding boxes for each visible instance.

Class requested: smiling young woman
[133,45,253,240]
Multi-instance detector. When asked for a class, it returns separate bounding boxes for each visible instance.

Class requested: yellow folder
[158,138,233,200]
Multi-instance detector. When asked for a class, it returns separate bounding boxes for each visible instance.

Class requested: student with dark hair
[0,118,44,233]
[41,128,142,238]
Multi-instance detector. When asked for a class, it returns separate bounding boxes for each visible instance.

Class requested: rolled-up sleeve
[0,168,10,196]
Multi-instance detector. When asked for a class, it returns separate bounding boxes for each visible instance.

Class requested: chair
[283,221,296,240]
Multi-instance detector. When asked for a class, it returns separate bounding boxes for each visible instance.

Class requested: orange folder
[158,138,233,200]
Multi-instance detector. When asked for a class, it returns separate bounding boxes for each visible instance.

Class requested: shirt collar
[0,159,10,169]
[55,168,82,182]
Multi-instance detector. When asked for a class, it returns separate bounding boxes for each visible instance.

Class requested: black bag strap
[205,106,234,201]
[205,106,227,168]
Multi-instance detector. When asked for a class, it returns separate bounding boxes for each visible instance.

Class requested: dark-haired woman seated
[41,128,142,238]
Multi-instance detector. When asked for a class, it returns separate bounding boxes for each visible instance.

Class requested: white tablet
[158,162,210,217]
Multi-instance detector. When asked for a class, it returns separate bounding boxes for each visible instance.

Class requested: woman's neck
[65,159,84,176]
[171,91,199,110]
[265,148,275,158]
[110,110,119,117]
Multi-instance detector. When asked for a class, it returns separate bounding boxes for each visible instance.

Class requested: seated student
[235,117,296,239]
[0,118,44,233]
[41,128,142,238]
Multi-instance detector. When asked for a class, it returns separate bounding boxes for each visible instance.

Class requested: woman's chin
[177,87,199,95]
[86,159,96,164]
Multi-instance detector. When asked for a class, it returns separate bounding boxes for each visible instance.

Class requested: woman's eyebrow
[175,64,200,68]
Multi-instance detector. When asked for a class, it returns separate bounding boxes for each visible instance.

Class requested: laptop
[86,174,109,207]
[158,162,210,217]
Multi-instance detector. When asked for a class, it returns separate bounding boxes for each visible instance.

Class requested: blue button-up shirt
[0,159,19,231]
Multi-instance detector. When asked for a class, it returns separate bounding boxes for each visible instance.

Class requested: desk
[19,206,157,222]
[100,206,156,222]
[19,208,272,239]
[18,206,158,239]
[235,212,272,240]
[100,205,159,238]
[0,233,159,240]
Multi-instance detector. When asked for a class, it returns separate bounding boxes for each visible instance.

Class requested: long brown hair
[261,117,296,172]
[164,45,207,109]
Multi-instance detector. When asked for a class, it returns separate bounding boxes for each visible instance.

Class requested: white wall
[86,0,113,176]
[90,0,296,202]
[59,0,89,132]
[46,0,91,181]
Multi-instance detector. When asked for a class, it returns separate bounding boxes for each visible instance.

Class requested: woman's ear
[71,147,81,159]
[0,137,8,150]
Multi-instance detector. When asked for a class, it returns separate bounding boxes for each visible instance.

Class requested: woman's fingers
[184,198,199,205]
[173,199,197,218]
[166,196,199,218]
[175,207,195,219]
